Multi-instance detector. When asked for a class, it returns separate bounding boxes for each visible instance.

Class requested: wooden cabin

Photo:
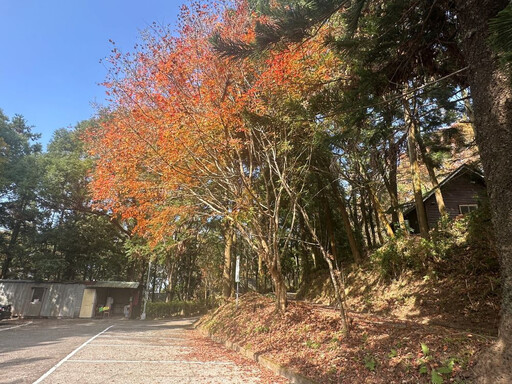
[403,164,486,233]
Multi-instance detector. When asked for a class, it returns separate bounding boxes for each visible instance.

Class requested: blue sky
[0,1,184,149]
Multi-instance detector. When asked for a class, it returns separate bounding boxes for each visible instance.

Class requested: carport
[79,281,140,318]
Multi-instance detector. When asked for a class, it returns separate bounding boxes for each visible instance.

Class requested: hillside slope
[198,293,494,383]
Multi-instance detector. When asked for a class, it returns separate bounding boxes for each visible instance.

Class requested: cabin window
[459,204,478,214]
[31,287,45,303]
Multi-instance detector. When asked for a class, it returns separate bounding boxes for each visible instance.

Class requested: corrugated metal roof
[85,281,139,289]
[0,279,76,284]
[0,280,140,289]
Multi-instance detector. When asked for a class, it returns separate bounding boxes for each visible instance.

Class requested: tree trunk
[151,263,157,302]
[126,258,137,282]
[360,193,374,248]
[52,209,66,278]
[297,203,350,333]
[326,256,349,333]
[367,198,378,244]
[166,259,176,302]
[371,197,385,245]
[323,200,340,265]
[222,221,234,299]
[381,138,407,232]
[256,232,287,312]
[299,214,312,286]
[254,254,260,291]
[271,267,287,312]
[455,1,512,382]
[139,260,147,292]
[367,186,395,239]
[185,253,194,301]
[403,92,430,238]
[349,190,364,244]
[383,178,407,232]
[262,246,287,312]
[417,131,448,217]
[388,140,401,226]
[257,252,264,292]
[329,178,362,263]
[293,253,300,290]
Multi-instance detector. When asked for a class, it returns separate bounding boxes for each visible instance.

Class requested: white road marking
[32,325,114,384]
[67,359,234,365]
[88,343,191,348]
[97,334,185,340]
[0,321,33,332]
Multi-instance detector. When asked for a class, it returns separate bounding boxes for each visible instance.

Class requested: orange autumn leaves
[86,0,340,243]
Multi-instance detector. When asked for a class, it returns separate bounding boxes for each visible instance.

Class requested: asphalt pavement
[0,318,287,384]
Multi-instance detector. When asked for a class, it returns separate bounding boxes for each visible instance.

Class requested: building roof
[84,281,140,289]
[403,164,484,215]
[0,280,140,289]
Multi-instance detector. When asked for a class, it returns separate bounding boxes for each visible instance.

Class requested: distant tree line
[0,113,133,281]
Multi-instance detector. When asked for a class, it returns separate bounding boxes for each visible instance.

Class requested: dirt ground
[0,317,288,384]
[198,293,496,384]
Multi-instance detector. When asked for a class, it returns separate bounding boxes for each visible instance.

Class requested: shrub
[146,300,207,319]
[372,204,499,279]
[371,235,435,279]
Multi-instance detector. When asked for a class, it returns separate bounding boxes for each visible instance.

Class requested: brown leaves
[200,293,494,384]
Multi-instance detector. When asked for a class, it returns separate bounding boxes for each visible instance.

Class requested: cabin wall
[424,173,486,228]
[403,170,487,233]
[0,281,33,316]
[0,281,85,318]
[41,283,85,317]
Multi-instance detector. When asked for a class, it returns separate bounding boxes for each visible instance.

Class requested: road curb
[195,325,316,384]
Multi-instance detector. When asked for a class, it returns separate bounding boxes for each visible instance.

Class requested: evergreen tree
[0,110,42,278]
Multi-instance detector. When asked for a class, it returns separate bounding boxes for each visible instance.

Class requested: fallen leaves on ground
[184,327,289,384]
[198,292,495,383]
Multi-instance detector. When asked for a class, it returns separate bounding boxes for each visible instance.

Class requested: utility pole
[140,260,152,320]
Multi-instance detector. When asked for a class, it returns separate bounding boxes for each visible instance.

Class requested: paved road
[0,318,287,384]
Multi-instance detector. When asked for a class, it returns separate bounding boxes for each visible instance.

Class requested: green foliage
[254,325,270,334]
[146,301,207,319]
[489,3,512,66]
[214,0,344,58]
[421,342,430,356]
[418,344,455,383]
[424,359,455,384]
[371,207,498,279]
[371,235,435,279]
[431,369,444,384]
[0,110,42,278]
[34,123,130,281]
[437,358,455,374]
[305,339,321,349]
[363,354,377,371]
[0,115,131,281]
